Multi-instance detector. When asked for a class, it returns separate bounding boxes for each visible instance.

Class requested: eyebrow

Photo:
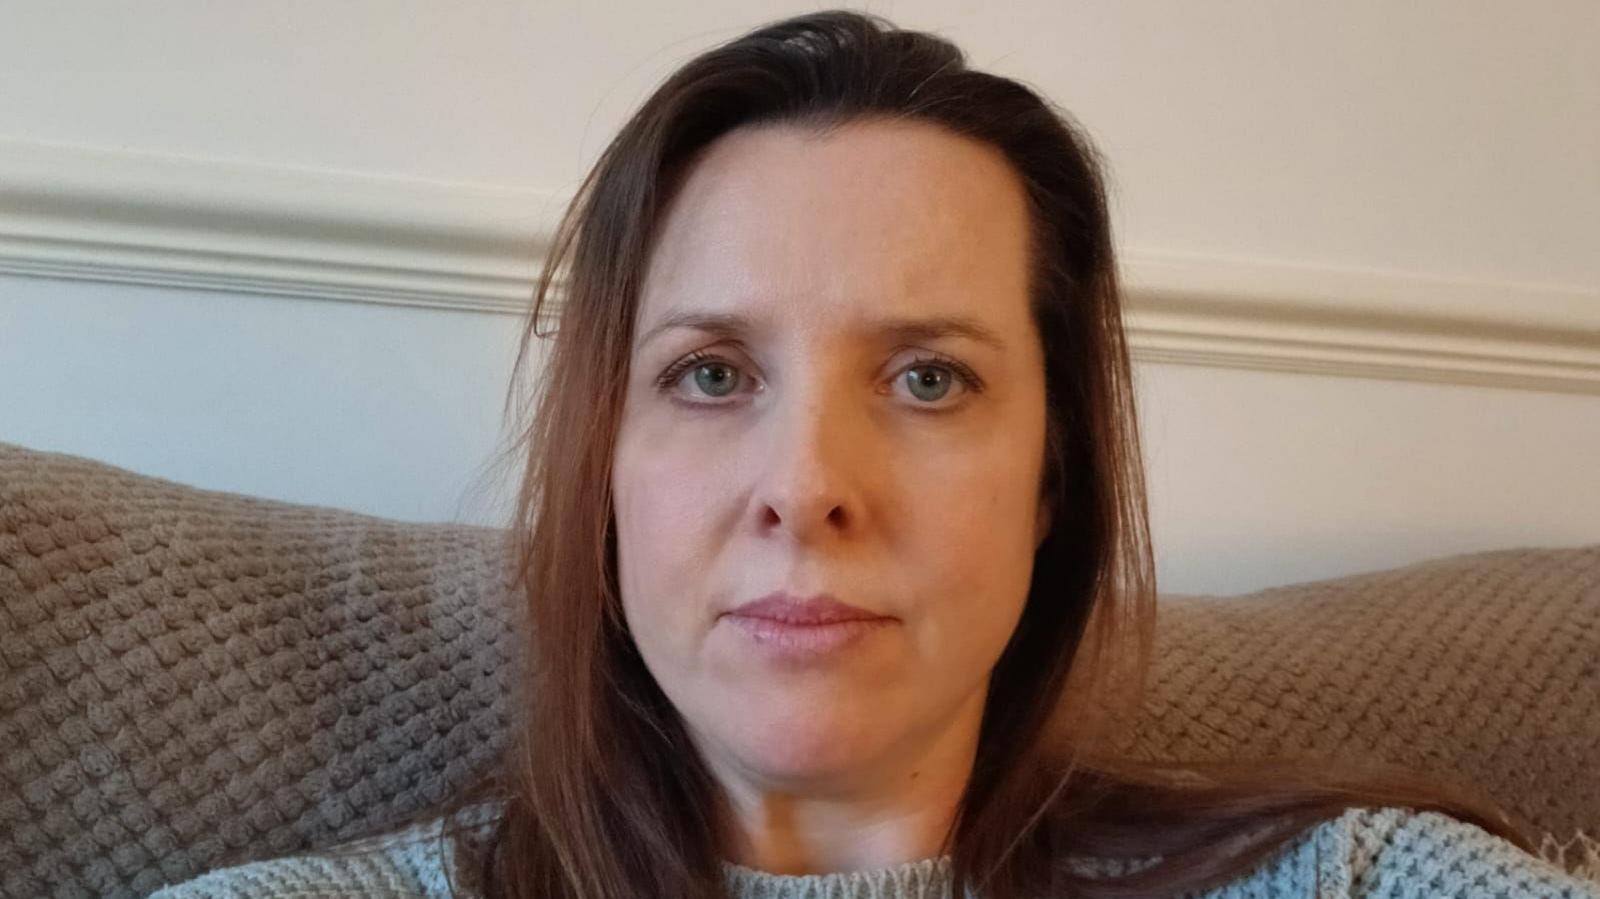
[636,310,1008,353]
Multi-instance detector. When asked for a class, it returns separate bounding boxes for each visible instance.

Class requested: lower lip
[722,615,894,661]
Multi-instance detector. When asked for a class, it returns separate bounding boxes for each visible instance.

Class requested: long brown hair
[330,10,1535,898]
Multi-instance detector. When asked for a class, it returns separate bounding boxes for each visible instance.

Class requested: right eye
[655,351,753,405]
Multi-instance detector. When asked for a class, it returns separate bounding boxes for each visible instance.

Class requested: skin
[610,117,1052,875]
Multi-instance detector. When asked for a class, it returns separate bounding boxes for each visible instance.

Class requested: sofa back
[2,440,1595,898]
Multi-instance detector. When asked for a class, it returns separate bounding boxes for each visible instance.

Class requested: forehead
[636,118,1034,340]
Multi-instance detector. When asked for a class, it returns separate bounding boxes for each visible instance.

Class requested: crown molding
[1120,254,1600,394]
[3,137,1596,394]
[0,137,559,313]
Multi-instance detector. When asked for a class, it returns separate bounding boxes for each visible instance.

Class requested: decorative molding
[0,137,560,314]
[1120,255,1600,395]
[3,138,1597,394]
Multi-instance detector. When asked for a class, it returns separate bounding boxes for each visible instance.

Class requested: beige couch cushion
[1,441,517,898]
[1110,546,1598,869]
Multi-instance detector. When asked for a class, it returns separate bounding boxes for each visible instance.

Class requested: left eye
[900,363,960,403]
[686,359,741,399]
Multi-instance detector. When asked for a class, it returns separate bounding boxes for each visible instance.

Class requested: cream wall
[2,1,1596,595]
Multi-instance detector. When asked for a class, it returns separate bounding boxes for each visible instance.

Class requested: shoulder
[145,801,502,899]
[1163,805,1599,899]
[1327,806,1600,898]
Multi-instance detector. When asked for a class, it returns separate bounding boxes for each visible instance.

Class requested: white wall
[2,1,1596,595]
[0,273,533,527]
[3,0,1595,287]
[1136,362,1600,594]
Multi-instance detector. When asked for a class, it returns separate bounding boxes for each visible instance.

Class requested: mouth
[719,591,896,662]
[721,614,895,661]
[723,591,892,625]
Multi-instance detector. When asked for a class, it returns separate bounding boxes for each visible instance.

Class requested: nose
[753,382,866,544]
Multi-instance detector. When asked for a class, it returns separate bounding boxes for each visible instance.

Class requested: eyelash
[652,349,985,410]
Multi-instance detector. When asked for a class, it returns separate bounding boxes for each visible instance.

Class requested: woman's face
[611,119,1051,795]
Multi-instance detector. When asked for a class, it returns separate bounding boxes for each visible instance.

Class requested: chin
[718,704,895,785]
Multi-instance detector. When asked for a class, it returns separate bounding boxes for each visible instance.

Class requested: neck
[710,687,985,875]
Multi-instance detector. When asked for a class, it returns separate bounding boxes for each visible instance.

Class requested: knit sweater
[145,800,1600,899]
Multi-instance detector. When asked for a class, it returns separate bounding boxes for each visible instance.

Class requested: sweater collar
[719,854,959,899]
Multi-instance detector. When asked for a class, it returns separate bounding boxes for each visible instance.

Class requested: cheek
[611,423,728,637]
[918,419,1044,552]
[911,421,1044,638]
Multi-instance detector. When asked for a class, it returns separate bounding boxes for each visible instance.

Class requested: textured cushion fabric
[1,439,1596,898]
[1103,545,1600,869]
[0,441,518,899]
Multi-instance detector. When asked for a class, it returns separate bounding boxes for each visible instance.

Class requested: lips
[721,592,895,662]
[724,592,891,625]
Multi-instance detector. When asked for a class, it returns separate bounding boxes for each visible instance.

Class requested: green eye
[903,365,953,402]
[692,362,739,398]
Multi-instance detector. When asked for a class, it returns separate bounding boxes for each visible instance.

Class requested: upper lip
[725,592,891,625]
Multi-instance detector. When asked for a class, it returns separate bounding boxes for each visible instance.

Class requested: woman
[152,10,1600,899]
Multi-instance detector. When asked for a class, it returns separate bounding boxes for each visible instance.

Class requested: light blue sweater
[148,801,1600,898]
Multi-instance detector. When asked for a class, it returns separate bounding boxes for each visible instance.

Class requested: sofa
[1,439,1596,899]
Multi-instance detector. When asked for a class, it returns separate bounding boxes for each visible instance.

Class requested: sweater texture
[146,800,1600,898]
